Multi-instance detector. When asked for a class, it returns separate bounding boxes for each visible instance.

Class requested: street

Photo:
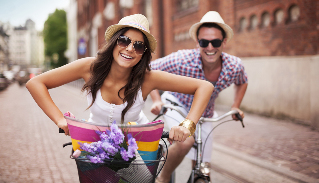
[0,83,234,183]
[0,83,318,183]
[0,83,88,182]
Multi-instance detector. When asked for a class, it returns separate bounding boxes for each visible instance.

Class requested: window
[119,0,134,8]
[261,12,270,28]
[103,2,115,20]
[239,17,247,32]
[274,9,284,24]
[289,5,300,22]
[249,15,258,30]
[174,31,189,42]
[145,0,153,26]
[175,0,198,12]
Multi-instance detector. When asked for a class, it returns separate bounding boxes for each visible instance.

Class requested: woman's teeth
[121,53,132,59]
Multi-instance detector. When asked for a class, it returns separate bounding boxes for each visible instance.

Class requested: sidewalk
[211,107,319,182]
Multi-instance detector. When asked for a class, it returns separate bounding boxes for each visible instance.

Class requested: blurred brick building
[71,0,318,58]
[67,0,319,129]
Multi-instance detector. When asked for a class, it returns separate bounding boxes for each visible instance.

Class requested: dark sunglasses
[198,39,223,48]
[117,35,147,55]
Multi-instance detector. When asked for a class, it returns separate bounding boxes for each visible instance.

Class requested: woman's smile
[120,53,133,60]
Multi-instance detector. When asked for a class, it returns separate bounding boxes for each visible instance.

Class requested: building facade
[69,0,319,129]
[7,19,44,68]
[9,26,30,66]
[65,0,78,63]
[0,26,10,71]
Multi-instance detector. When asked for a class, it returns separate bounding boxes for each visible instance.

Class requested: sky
[0,0,70,31]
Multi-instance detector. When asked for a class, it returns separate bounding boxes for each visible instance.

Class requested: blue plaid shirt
[150,48,248,117]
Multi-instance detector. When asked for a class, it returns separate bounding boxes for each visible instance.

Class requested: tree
[43,9,67,69]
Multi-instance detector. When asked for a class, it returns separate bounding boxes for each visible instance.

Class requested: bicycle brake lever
[152,106,167,121]
[59,128,65,133]
[235,113,245,128]
[165,98,181,107]
[161,106,168,114]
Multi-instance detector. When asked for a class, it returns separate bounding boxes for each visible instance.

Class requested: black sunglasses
[117,35,147,55]
[198,39,223,48]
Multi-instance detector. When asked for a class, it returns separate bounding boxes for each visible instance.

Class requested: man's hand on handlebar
[150,101,164,115]
[231,107,244,121]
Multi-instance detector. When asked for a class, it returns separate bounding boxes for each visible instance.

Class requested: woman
[26,14,214,143]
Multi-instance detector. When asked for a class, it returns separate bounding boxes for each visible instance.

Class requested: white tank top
[87,89,149,125]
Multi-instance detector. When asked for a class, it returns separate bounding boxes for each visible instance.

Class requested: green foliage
[43,9,68,68]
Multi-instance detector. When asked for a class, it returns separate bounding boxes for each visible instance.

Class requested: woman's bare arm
[143,70,214,142]
[26,57,93,135]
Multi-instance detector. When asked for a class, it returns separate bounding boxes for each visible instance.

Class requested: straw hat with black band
[189,11,234,43]
[104,14,157,53]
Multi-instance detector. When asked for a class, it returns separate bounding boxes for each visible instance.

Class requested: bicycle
[60,118,171,183]
[153,100,244,183]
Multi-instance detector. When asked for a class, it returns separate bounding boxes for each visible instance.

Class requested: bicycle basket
[75,144,165,183]
[65,117,164,162]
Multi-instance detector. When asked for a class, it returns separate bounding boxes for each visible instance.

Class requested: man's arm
[149,51,182,115]
[150,89,164,115]
[231,83,248,119]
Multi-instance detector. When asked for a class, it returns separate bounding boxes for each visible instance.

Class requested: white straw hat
[189,11,234,43]
[105,14,157,52]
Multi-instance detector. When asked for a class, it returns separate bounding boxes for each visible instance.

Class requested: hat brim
[189,22,234,43]
[105,24,157,53]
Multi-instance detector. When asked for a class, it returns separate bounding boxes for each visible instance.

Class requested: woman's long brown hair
[82,27,152,123]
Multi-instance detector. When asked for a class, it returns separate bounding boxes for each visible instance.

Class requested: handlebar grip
[161,131,169,138]
[235,113,245,128]
[63,142,72,148]
[59,128,65,133]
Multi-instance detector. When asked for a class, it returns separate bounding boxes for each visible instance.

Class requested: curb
[214,143,318,183]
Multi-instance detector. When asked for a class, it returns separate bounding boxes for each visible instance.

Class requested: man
[150,11,248,182]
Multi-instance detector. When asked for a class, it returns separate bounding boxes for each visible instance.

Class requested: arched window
[261,12,270,28]
[175,0,199,12]
[144,0,153,26]
[249,15,258,30]
[274,9,284,25]
[289,4,300,22]
[239,17,247,32]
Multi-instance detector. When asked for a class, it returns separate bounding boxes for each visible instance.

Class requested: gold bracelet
[179,119,196,136]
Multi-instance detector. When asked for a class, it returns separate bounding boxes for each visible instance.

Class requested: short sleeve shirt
[150,48,248,118]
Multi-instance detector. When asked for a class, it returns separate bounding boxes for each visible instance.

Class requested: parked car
[16,70,30,86]
[3,70,15,83]
[0,73,9,90]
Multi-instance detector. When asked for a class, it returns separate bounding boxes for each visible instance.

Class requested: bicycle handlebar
[161,104,245,128]
[161,131,169,138]
[59,128,65,133]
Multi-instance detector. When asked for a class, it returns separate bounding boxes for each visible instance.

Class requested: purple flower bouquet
[74,121,138,172]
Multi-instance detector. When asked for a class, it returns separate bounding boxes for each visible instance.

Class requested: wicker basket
[74,144,165,183]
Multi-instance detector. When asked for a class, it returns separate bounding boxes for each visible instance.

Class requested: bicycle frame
[159,104,244,183]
